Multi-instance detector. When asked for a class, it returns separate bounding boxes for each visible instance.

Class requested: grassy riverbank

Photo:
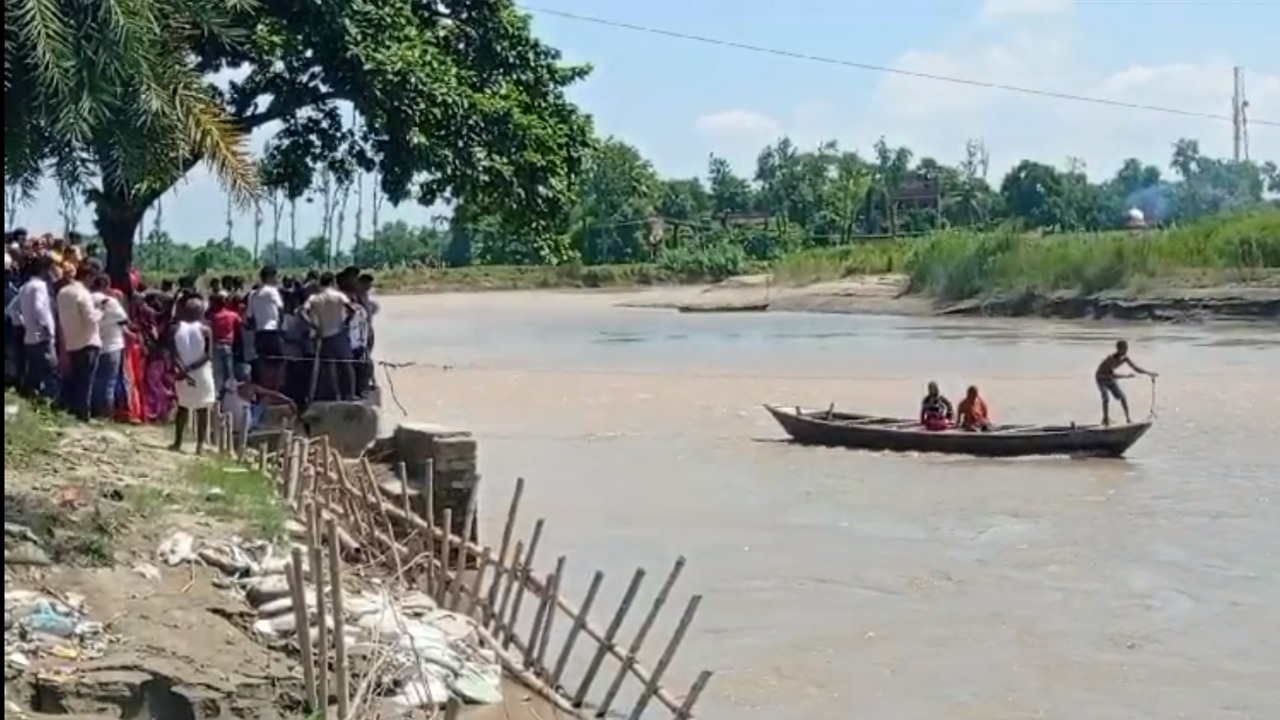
[365,211,1279,298]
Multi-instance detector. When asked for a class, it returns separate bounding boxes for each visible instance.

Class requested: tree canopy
[78,133,1280,278]
[5,0,596,283]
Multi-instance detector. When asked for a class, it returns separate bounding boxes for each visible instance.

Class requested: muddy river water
[377,290,1278,720]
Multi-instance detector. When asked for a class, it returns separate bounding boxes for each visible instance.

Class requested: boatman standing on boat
[1095,340,1157,426]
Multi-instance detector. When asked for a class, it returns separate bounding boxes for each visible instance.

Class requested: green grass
[4,391,66,469]
[904,210,1280,301]
[179,459,288,539]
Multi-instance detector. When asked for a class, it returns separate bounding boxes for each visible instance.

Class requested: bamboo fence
[209,412,714,719]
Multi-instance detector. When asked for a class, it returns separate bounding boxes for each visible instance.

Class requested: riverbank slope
[375,212,1279,322]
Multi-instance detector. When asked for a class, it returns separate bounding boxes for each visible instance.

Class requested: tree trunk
[95,193,146,292]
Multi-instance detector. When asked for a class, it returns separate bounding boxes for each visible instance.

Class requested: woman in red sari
[131,290,175,423]
[111,287,145,423]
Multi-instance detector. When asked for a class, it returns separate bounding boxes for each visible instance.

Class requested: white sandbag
[244,575,293,607]
[449,658,503,704]
[156,531,196,566]
[386,676,450,710]
[258,555,306,577]
[198,547,251,575]
[256,594,314,619]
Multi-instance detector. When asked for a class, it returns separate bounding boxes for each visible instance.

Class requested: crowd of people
[4,228,380,452]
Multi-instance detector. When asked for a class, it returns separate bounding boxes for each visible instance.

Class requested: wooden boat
[763,405,1152,458]
[676,302,770,314]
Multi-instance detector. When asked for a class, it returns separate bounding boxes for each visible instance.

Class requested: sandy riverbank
[611,274,1280,322]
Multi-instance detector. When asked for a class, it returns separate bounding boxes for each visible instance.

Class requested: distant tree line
[104,135,1280,277]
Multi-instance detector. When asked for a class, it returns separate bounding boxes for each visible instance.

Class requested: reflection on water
[379,292,1278,720]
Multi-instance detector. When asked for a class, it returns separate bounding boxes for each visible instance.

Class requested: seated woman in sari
[919,381,954,431]
[956,385,992,432]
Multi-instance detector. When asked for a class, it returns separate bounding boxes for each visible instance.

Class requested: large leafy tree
[5,0,261,234]
[7,0,594,285]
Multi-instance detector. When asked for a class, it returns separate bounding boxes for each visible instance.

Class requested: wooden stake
[487,477,524,614]
[573,568,646,707]
[551,569,604,688]
[284,438,302,507]
[598,557,686,715]
[673,670,714,720]
[626,595,703,720]
[452,491,477,610]
[526,570,554,671]
[325,518,350,719]
[504,518,544,650]
[534,555,565,676]
[438,508,454,608]
[287,548,317,710]
[493,539,523,639]
[238,410,253,461]
[468,546,493,619]
[309,503,329,714]
[422,458,436,595]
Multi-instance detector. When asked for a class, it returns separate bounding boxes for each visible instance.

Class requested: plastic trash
[23,601,76,637]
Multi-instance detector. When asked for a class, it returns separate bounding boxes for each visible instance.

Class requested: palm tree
[5,0,260,216]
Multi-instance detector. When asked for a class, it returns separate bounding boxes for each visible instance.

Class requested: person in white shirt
[348,272,379,394]
[55,263,103,420]
[170,298,216,454]
[89,275,130,418]
[246,265,285,390]
[302,271,355,400]
[15,255,59,400]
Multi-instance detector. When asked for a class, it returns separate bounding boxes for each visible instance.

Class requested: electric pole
[1232,66,1242,162]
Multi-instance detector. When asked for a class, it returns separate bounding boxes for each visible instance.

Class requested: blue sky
[11,0,1278,245]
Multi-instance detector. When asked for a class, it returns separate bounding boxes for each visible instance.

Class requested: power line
[521,5,1279,128]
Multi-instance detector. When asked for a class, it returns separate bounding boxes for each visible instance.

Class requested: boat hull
[763,405,1152,458]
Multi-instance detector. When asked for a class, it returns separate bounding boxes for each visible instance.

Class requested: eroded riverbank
[615,274,1280,323]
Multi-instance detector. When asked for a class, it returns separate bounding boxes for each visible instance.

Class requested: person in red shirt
[207,293,242,399]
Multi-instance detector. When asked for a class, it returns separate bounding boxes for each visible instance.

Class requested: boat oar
[826,402,835,420]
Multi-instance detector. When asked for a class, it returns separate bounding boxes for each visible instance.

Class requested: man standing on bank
[1095,340,1157,426]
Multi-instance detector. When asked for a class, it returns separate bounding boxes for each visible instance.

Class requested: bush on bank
[903,209,1280,301]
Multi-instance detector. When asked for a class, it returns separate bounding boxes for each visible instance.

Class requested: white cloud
[980,0,1073,21]
[694,109,781,141]
[692,5,1278,181]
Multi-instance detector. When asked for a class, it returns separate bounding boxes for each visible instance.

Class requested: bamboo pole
[626,595,703,720]
[487,477,525,616]
[308,504,329,715]
[451,491,477,610]
[494,539,524,638]
[673,670,714,720]
[504,518,544,650]
[534,555,565,676]
[422,458,436,594]
[525,571,553,671]
[325,518,350,719]
[301,469,702,714]
[467,546,493,618]
[551,569,604,688]
[288,548,318,710]
[239,411,256,462]
[573,568,646,707]
[438,508,453,608]
[598,557,686,715]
